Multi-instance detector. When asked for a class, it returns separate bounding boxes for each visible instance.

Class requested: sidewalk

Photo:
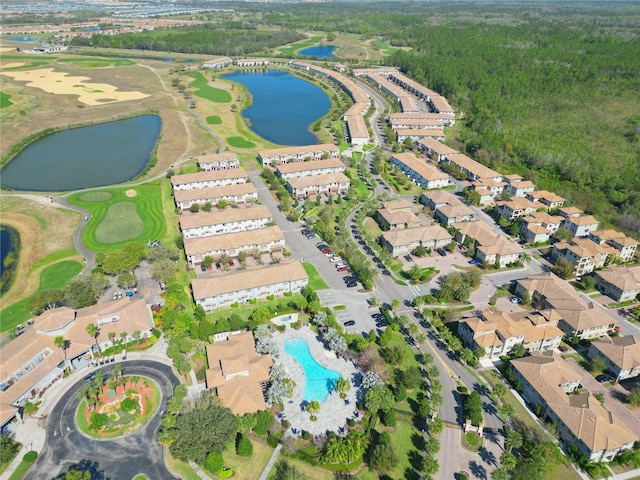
[1,341,172,479]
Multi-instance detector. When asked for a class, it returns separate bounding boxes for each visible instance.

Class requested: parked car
[229,259,235,267]
[345,281,357,288]
[27,319,35,325]
[215,262,221,270]
[510,296,521,304]
[321,247,331,254]
[200,264,207,272]
[468,259,480,265]
[330,257,342,263]
[337,266,349,272]
[335,264,348,269]
[404,254,412,262]
[343,320,356,327]
[437,248,447,257]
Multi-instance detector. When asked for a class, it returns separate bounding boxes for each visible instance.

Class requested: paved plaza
[271,326,361,436]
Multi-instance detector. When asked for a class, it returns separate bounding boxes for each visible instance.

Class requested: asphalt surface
[27,360,179,480]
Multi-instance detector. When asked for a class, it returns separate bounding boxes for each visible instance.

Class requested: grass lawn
[1,92,13,109]
[166,452,201,480]
[94,202,144,243]
[277,36,324,56]
[68,184,166,252]
[205,294,305,326]
[226,136,256,149]
[222,437,273,480]
[371,38,400,56]
[302,262,329,290]
[0,260,83,333]
[352,151,363,162]
[206,115,222,125]
[57,57,135,67]
[365,418,420,479]
[184,71,231,103]
[7,458,33,480]
[269,457,334,480]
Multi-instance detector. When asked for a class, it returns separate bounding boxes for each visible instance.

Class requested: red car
[337,266,349,272]
[229,259,235,266]
[321,247,331,254]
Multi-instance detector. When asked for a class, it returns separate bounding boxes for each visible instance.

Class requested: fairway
[226,136,256,149]
[184,71,232,103]
[206,115,222,125]
[0,92,12,109]
[95,202,144,243]
[0,260,83,333]
[68,184,166,252]
[79,191,112,201]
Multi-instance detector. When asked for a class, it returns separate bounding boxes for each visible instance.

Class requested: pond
[299,45,336,59]
[0,225,19,295]
[222,69,330,146]
[1,115,161,192]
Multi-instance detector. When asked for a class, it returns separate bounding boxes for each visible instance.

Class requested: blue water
[299,45,336,59]
[284,338,341,403]
[1,115,161,191]
[10,37,39,43]
[222,69,330,146]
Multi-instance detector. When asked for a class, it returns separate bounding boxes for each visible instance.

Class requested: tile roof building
[380,224,452,257]
[171,169,249,191]
[594,265,640,302]
[551,238,615,277]
[258,144,340,167]
[588,230,638,263]
[197,152,241,172]
[390,152,451,189]
[205,331,272,415]
[286,173,350,199]
[587,335,640,382]
[275,158,346,180]
[173,183,258,212]
[179,206,273,239]
[375,200,422,231]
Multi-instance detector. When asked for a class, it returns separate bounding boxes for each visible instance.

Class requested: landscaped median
[302,262,329,290]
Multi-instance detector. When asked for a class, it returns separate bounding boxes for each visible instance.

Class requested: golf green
[95,202,144,243]
[227,136,256,149]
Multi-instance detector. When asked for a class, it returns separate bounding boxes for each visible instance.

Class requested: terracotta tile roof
[590,336,640,371]
[381,224,452,247]
[197,152,240,165]
[184,226,285,257]
[179,205,272,230]
[391,152,449,181]
[421,190,461,207]
[258,144,339,159]
[275,158,345,175]
[171,169,247,187]
[173,183,256,203]
[417,138,460,156]
[287,173,350,189]
[595,265,640,293]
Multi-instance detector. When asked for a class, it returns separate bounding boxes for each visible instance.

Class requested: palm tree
[306,400,320,421]
[335,378,351,399]
[133,330,141,346]
[54,336,69,372]
[120,331,128,346]
[108,331,116,348]
[86,323,100,357]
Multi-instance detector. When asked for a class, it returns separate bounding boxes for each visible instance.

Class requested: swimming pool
[284,338,341,403]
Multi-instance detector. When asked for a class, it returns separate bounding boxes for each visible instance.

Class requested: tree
[428,417,444,435]
[414,245,428,257]
[54,335,69,371]
[307,400,320,421]
[86,323,100,355]
[391,298,401,310]
[361,371,382,389]
[589,358,607,375]
[116,272,137,289]
[271,460,307,480]
[119,331,128,345]
[335,378,351,399]
[554,227,573,242]
[133,330,141,345]
[108,331,116,347]
[59,470,91,480]
[364,385,394,414]
[205,452,224,473]
[203,202,212,212]
[465,391,484,425]
[627,387,640,407]
[421,454,439,476]
[369,443,398,474]
[29,288,64,314]
[493,382,507,398]
[236,433,253,457]
[424,436,440,455]
[202,256,213,268]
[166,393,237,464]
[189,203,200,213]
[491,467,510,480]
[65,274,108,308]
[148,244,181,262]
[552,257,575,280]
[510,343,526,358]
[152,259,178,283]
[501,450,517,471]
[0,434,21,467]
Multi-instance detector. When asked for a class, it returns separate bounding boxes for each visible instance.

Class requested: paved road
[27,360,179,480]
[436,426,504,480]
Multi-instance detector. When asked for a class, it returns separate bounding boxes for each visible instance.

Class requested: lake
[0,225,19,295]
[222,69,330,146]
[1,115,161,191]
[299,45,336,59]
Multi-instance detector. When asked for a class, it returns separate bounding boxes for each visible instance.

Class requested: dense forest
[70,27,303,56]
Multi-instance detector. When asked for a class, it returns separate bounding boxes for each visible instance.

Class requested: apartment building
[197,152,241,171]
[594,265,640,302]
[562,214,600,238]
[525,190,566,210]
[588,336,640,382]
[588,230,638,263]
[519,211,563,244]
[171,169,249,191]
[551,238,615,277]
[417,137,460,161]
[258,144,340,167]
[179,206,273,239]
[494,197,541,221]
[380,224,452,256]
[173,183,258,212]
[275,158,346,180]
[390,152,451,189]
[375,200,422,231]
[191,261,308,310]
[202,56,233,69]
[419,189,462,211]
[395,128,446,143]
[286,173,351,199]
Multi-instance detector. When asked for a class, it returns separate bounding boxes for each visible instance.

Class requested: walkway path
[258,443,282,480]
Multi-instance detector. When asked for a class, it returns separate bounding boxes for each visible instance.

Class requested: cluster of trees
[434,270,481,303]
[70,27,304,56]
[29,271,110,315]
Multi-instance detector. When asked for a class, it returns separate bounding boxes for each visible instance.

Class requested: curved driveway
[27,360,179,480]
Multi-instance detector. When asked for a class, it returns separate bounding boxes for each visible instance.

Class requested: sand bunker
[1,67,149,106]
[125,189,137,197]
[0,47,17,53]
[1,62,26,69]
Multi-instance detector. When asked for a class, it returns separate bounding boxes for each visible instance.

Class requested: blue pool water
[284,338,341,403]
[299,45,336,59]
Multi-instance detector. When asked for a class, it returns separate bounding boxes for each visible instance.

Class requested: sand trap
[125,189,137,197]
[0,47,16,53]
[1,62,26,69]
[1,67,149,106]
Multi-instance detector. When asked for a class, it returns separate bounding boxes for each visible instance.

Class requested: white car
[330,257,342,263]
[335,263,348,269]
[510,296,521,304]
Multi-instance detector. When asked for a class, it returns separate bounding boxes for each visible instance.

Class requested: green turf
[183,71,231,103]
[94,202,144,244]
[79,191,112,201]
[0,92,13,109]
[278,36,324,56]
[0,260,83,333]
[302,262,329,290]
[30,249,77,272]
[68,184,166,252]
[7,458,32,480]
[371,38,399,56]
[57,58,135,67]
[206,115,222,125]
[226,136,256,149]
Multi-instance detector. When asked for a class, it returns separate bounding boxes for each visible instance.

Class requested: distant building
[587,336,640,382]
[179,206,273,239]
[173,183,258,212]
[171,169,248,191]
[275,158,346,180]
[258,144,340,167]
[197,152,240,171]
[202,56,233,69]
[390,152,451,189]
[286,173,350,200]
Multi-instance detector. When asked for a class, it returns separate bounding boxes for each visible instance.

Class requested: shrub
[381,409,396,427]
[253,410,273,435]
[347,418,355,427]
[267,295,275,300]
[236,434,253,457]
[204,452,224,473]
[281,419,290,429]
[218,469,233,479]
[23,451,37,463]
[267,436,279,448]
[120,397,138,412]
[152,328,162,339]
[302,430,311,440]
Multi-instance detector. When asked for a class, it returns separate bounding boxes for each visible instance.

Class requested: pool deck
[271,326,361,436]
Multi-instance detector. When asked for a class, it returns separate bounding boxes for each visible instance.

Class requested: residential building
[511,351,638,462]
[380,224,452,256]
[434,203,476,226]
[429,95,455,115]
[205,330,272,415]
[191,261,308,311]
[562,215,600,238]
[395,128,446,143]
[0,299,154,428]
[594,265,640,302]
[515,273,615,340]
[390,152,451,189]
[388,71,439,102]
[452,220,497,247]
[519,211,563,244]
[197,152,240,171]
[419,189,462,211]
[258,144,340,167]
[525,190,566,210]
[417,138,460,161]
[179,206,273,239]
[376,200,422,231]
[559,206,584,219]
[443,154,502,182]
[234,58,270,67]
[173,183,258,212]
[202,56,233,69]
[588,230,638,263]
[588,336,640,382]
[286,173,350,199]
[550,238,614,277]
[275,158,346,180]
[346,115,369,146]
[476,237,523,268]
[458,310,563,361]
[390,112,455,127]
[470,178,506,204]
[171,169,248,191]
[389,117,445,130]
[504,179,536,198]
[494,197,541,221]
[184,226,286,266]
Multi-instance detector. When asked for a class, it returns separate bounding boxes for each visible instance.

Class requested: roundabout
[27,360,179,480]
